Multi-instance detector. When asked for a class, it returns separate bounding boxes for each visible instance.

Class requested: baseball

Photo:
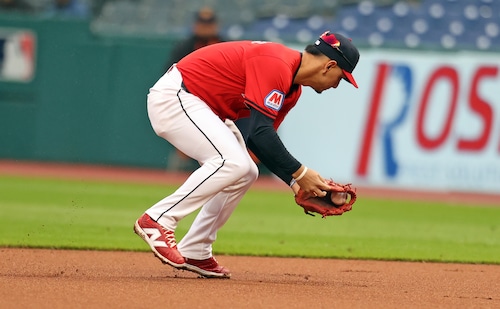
[330,192,347,205]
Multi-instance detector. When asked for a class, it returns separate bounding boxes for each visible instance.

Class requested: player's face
[313,61,346,94]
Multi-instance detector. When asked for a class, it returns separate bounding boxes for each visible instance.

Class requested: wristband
[294,166,308,182]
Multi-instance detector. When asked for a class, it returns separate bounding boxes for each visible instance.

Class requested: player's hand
[294,167,330,197]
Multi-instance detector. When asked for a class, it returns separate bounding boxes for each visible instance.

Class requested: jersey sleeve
[273,86,301,130]
[243,56,294,120]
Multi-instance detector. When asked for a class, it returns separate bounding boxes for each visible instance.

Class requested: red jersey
[177,41,302,129]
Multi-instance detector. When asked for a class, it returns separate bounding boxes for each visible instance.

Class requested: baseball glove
[294,180,357,218]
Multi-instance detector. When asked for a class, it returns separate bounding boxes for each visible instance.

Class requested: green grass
[1,175,499,264]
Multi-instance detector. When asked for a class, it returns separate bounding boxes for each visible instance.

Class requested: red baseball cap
[314,31,360,88]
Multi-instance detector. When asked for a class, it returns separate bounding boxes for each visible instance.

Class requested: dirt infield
[1,248,499,309]
[1,160,499,308]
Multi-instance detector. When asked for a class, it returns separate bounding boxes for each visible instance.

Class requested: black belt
[181,82,190,93]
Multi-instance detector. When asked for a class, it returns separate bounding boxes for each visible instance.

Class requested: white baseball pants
[145,65,259,260]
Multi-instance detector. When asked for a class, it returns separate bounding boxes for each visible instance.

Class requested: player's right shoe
[184,257,231,279]
[133,213,185,268]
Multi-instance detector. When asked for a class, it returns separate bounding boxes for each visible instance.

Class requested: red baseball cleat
[134,213,185,268]
[184,257,231,278]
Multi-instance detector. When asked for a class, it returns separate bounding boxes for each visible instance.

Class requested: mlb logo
[0,29,36,82]
[264,89,284,111]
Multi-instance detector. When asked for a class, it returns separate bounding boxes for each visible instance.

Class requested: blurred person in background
[165,6,223,69]
[165,6,225,171]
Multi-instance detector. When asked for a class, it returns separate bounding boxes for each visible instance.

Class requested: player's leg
[146,91,257,229]
[176,118,258,277]
[136,66,258,274]
[177,123,258,257]
[135,67,253,268]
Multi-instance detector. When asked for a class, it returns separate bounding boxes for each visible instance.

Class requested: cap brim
[342,69,358,88]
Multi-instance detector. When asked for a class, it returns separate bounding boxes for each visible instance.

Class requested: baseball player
[134,31,360,278]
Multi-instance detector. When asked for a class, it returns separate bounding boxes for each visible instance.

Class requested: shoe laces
[162,227,177,248]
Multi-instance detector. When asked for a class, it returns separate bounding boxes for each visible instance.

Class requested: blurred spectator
[44,0,89,19]
[165,7,224,70]
[165,7,225,171]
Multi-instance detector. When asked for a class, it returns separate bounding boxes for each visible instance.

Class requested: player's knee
[224,156,258,184]
[247,160,259,183]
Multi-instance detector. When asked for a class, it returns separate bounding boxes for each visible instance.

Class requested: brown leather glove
[295,180,357,218]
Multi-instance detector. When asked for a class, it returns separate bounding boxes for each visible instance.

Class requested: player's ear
[325,60,338,72]
[327,60,338,70]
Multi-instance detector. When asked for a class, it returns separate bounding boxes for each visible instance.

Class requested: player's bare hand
[294,166,330,197]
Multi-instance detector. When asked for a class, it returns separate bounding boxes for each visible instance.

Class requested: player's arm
[245,108,300,184]
[245,107,329,196]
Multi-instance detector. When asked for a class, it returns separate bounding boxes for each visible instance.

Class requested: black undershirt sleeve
[242,107,301,185]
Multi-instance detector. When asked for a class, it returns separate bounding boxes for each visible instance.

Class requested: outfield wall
[1,15,499,194]
[0,15,176,168]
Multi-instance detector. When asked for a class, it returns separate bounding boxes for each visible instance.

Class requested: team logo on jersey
[264,90,284,111]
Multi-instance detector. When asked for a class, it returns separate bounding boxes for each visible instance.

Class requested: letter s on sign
[457,66,497,152]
